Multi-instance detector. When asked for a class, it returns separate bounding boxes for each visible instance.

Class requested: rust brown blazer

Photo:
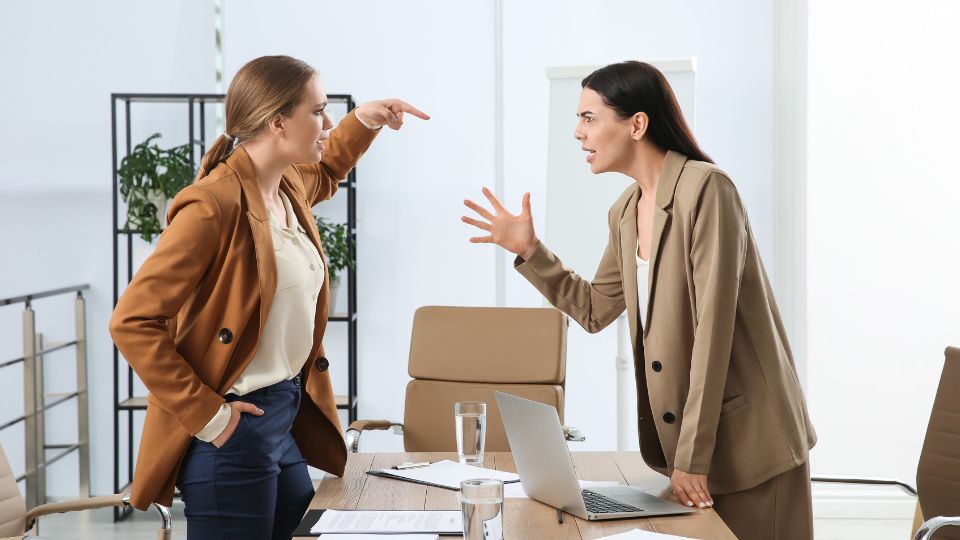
[109,112,377,510]
[516,150,817,494]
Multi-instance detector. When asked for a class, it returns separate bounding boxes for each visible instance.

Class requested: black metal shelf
[111,92,360,522]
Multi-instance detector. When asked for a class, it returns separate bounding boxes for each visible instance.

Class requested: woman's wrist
[521,239,539,261]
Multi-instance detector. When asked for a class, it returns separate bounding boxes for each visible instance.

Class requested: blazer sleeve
[674,172,748,475]
[108,185,226,436]
[293,110,379,206]
[513,211,626,333]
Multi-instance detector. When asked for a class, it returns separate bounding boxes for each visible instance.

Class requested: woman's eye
[584,117,592,123]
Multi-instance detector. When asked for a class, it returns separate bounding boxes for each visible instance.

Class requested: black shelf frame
[111,92,359,520]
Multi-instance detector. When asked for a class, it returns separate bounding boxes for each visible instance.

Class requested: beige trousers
[711,462,813,540]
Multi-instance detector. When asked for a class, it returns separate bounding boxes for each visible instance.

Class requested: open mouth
[583,147,596,162]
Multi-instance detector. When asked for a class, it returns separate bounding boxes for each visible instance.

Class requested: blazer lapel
[644,151,688,338]
[280,176,327,269]
[225,148,277,345]
[619,185,642,345]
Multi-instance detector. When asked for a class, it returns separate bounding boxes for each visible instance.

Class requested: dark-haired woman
[110,55,428,539]
[462,61,815,540]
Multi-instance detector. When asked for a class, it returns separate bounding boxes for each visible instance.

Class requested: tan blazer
[109,112,377,510]
[516,150,816,494]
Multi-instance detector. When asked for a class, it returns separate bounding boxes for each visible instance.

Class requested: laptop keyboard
[582,489,643,514]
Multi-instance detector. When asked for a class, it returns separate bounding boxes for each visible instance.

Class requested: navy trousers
[177,377,314,540]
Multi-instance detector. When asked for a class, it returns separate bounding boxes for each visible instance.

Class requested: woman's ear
[631,112,649,141]
[267,113,285,135]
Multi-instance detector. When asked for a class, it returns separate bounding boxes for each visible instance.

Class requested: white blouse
[196,191,325,441]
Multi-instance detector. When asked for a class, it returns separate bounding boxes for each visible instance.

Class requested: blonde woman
[110,55,428,539]
[462,61,815,540]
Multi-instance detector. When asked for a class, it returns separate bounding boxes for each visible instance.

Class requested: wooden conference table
[296,451,736,539]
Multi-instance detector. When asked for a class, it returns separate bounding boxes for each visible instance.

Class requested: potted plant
[117,133,193,242]
[314,215,355,313]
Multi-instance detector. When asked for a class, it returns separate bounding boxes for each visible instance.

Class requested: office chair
[0,442,171,540]
[345,306,584,453]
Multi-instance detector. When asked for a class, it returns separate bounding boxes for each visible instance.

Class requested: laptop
[495,391,696,521]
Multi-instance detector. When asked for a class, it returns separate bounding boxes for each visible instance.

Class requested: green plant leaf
[117,133,194,243]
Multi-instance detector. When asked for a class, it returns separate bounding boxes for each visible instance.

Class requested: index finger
[391,100,430,120]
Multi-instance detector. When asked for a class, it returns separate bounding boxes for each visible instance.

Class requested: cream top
[637,250,650,326]
[196,191,325,441]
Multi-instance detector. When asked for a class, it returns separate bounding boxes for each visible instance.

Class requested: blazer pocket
[720,394,747,415]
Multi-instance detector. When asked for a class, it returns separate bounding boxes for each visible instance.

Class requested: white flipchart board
[544,60,696,450]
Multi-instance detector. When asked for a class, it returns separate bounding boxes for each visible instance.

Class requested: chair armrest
[562,425,585,442]
[811,475,917,496]
[25,492,172,539]
[345,420,403,453]
[25,493,125,529]
[347,420,396,432]
[914,516,960,540]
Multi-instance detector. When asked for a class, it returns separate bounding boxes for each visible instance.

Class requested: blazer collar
[655,150,688,210]
[226,146,271,222]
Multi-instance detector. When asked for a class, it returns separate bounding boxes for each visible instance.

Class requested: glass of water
[455,401,487,466]
[460,478,503,540]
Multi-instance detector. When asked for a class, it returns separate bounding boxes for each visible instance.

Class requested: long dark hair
[582,61,713,164]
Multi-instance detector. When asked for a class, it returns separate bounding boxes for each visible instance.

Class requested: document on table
[503,480,627,498]
[597,529,695,539]
[367,459,520,490]
[310,510,462,535]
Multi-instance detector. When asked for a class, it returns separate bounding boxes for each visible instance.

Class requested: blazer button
[663,412,676,424]
[218,328,233,344]
[651,361,663,372]
[315,356,330,372]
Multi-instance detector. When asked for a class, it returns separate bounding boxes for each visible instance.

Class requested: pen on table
[392,461,431,470]
[557,509,563,524]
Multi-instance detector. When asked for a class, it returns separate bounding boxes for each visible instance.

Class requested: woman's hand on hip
[462,188,539,260]
[670,468,714,508]
[211,401,264,448]
[354,99,430,130]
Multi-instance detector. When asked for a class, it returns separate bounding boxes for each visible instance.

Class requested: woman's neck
[624,144,667,199]
[242,141,288,205]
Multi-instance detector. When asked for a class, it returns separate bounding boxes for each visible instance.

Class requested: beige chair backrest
[402,306,568,452]
[916,346,960,540]
[0,443,27,538]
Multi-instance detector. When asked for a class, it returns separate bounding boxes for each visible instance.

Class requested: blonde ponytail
[193,133,237,183]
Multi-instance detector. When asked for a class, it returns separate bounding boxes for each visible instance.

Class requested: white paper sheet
[311,510,462,535]
[375,460,519,490]
[597,529,695,539]
[503,480,626,499]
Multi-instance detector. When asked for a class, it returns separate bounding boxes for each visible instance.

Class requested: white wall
[221,0,499,451]
[498,0,778,451]
[806,0,960,487]
[225,0,780,454]
[1,0,782,497]
[0,0,216,497]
